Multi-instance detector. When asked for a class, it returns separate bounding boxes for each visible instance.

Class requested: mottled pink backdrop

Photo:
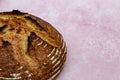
[0,0,120,80]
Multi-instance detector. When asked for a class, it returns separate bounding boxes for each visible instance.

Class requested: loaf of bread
[0,10,67,80]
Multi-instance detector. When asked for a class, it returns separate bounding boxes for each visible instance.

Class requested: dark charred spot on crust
[11,10,22,14]
[11,10,27,15]
[16,28,21,33]
[9,28,14,31]
[3,41,11,47]
[24,16,47,31]
[0,25,7,32]
[0,10,27,15]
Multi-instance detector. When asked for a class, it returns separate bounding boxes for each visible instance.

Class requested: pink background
[0,0,120,80]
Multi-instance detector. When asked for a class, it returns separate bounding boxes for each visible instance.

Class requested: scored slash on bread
[0,10,67,80]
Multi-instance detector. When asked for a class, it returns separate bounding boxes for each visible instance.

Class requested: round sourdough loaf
[0,10,67,80]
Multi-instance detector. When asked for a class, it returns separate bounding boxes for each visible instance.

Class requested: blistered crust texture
[0,10,67,80]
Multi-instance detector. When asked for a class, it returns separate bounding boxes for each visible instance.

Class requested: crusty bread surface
[0,10,67,80]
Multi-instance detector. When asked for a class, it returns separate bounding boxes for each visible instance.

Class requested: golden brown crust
[0,10,67,80]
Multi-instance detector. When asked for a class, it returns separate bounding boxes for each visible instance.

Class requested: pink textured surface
[0,0,120,80]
